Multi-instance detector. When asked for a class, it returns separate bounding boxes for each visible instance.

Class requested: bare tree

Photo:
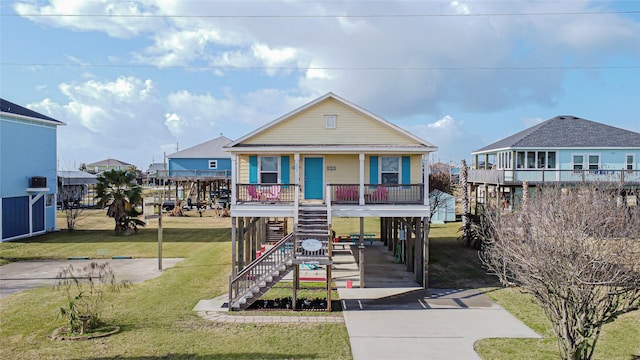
[481,184,640,360]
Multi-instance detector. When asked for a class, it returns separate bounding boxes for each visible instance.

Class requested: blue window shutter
[281,156,290,184]
[370,156,378,184]
[402,156,411,184]
[249,156,258,183]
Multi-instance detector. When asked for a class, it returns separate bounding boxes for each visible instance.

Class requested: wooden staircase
[266,219,286,243]
[229,233,296,310]
[296,205,331,258]
[228,205,332,311]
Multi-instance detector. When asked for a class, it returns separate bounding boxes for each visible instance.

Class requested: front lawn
[0,210,352,360]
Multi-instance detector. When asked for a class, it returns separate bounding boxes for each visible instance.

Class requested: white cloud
[27,76,172,168]
[14,0,162,38]
[16,0,639,116]
[12,0,640,166]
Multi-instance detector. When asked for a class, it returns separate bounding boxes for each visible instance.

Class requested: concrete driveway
[0,258,183,299]
[339,287,541,360]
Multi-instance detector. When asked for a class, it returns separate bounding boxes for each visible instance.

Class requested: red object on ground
[346,280,353,288]
[256,251,261,258]
[260,244,266,252]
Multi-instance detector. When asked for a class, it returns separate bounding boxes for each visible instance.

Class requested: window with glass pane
[517,152,525,168]
[527,152,535,168]
[537,152,546,168]
[260,156,278,183]
[627,155,635,170]
[381,156,399,184]
[573,155,583,170]
[588,155,599,170]
[547,152,556,168]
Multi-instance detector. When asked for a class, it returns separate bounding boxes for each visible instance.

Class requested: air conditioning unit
[30,176,47,188]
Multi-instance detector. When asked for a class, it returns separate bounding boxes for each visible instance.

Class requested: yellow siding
[238,155,249,183]
[410,155,423,183]
[243,98,418,145]
[236,154,424,184]
[326,155,360,184]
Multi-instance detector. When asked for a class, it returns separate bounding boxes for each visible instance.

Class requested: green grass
[428,222,499,289]
[0,210,351,360]
[2,211,638,359]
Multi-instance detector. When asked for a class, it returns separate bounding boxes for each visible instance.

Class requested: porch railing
[229,232,295,309]
[236,183,298,204]
[469,169,640,185]
[329,183,424,205]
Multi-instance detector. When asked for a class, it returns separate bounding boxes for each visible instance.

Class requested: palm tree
[95,169,145,235]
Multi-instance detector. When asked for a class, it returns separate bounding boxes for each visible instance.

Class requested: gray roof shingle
[1,98,64,124]
[473,115,640,153]
[168,136,232,159]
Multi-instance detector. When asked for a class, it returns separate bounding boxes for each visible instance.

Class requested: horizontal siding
[243,98,417,145]
[236,153,425,184]
[326,155,360,184]
[410,155,423,183]
[238,156,249,183]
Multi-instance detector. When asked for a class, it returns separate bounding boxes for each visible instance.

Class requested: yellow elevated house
[225,93,438,310]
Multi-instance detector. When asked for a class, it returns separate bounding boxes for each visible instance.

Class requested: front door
[304,157,324,200]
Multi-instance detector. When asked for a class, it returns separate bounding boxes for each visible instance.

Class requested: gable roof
[0,98,65,125]
[167,135,232,159]
[473,115,640,153]
[86,158,132,167]
[146,163,166,173]
[58,170,98,185]
[225,92,437,151]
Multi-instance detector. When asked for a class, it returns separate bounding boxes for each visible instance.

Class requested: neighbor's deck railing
[468,169,640,184]
[329,183,424,205]
[155,169,231,179]
[236,184,298,204]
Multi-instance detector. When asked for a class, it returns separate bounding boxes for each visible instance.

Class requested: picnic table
[350,233,375,246]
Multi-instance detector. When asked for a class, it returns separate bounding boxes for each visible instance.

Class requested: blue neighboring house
[1,98,65,241]
[166,135,233,177]
[468,115,640,206]
[160,135,233,207]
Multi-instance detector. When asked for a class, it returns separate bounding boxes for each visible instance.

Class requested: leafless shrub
[56,262,131,334]
[481,184,640,360]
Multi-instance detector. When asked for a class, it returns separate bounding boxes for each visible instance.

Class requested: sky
[1,0,639,171]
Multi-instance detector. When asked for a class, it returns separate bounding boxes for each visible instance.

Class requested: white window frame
[379,156,401,184]
[259,156,279,184]
[626,154,636,170]
[572,154,584,171]
[572,153,600,171]
[587,154,600,170]
[208,160,218,169]
[325,115,337,129]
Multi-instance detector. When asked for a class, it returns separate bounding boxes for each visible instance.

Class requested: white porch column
[359,153,365,205]
[294,153,300,186]
[423,154,430,208]
[230,153,237,205]
[294,153,300,224]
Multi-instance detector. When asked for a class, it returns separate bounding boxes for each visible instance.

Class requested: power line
[1,62,638,71]
[2,10,639,18]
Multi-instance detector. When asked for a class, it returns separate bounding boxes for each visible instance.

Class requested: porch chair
[370,186,388,203]
[267,185,281,201]
[247,185,260,201]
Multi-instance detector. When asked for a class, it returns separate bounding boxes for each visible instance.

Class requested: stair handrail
[229,232,295,309]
